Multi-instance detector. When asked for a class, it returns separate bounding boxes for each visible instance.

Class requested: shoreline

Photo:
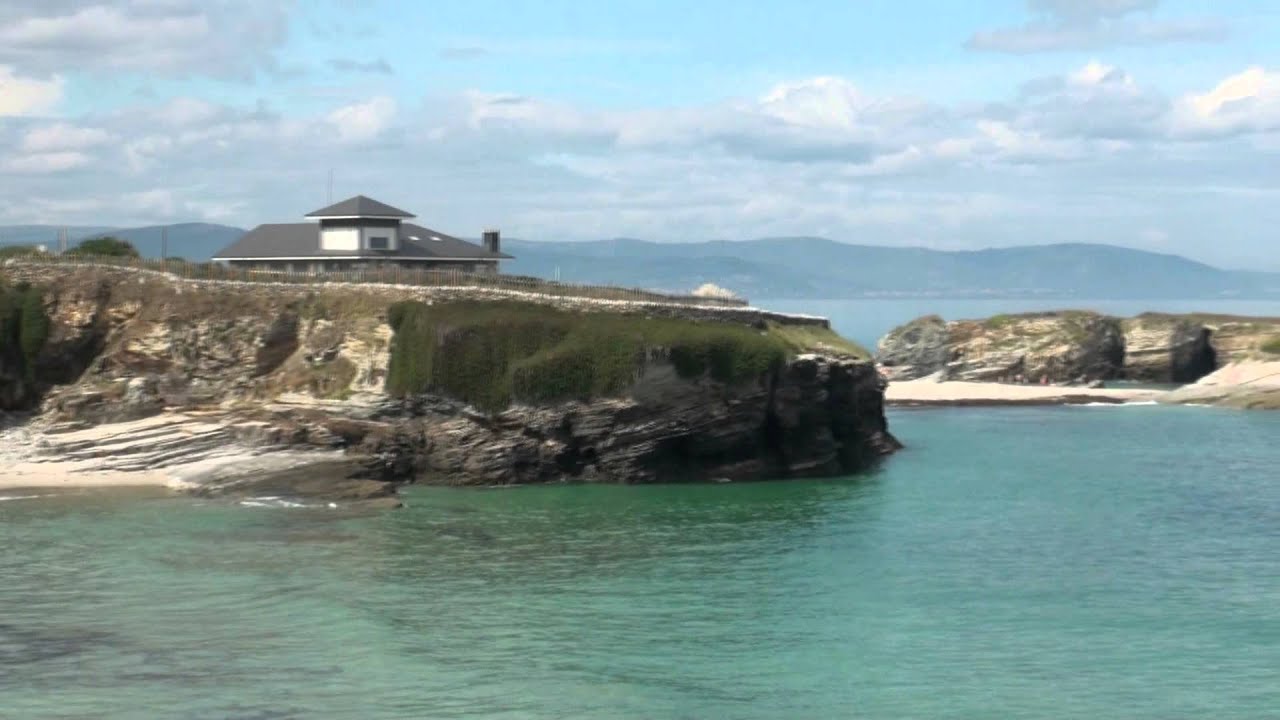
[0,464,172,492]
[0,468,172,489]
[885,378,1163,407]
[0,412,353,494]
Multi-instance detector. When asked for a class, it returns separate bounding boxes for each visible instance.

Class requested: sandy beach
[0,463,171,491]
[886,377,1163,407]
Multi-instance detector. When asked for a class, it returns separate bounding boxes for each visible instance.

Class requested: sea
[2,298,1279,719]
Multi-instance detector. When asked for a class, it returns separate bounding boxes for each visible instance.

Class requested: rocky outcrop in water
[0,265,898,497]
[877,311,1125,383]
[876,310,1280,386]
[358,354,898,486]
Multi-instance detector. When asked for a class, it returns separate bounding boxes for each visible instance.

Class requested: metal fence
[2,253,750,308]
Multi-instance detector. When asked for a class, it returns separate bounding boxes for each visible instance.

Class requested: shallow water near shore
[3,405,1279,718]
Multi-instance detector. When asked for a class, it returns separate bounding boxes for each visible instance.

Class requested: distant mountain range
[502,237,1280,300]
[2,223,1276,299]
[0,223,245,260]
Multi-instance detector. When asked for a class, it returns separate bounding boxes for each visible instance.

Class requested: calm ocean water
[755,298,1280,348]
[2,405,1278,719]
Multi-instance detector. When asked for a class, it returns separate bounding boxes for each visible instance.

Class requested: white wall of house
[320,227,359,251]
[361,226,399,251]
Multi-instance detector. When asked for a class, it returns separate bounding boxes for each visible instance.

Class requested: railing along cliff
[1,254,749,309]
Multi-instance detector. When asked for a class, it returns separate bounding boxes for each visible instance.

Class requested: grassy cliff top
[386,300,865,411]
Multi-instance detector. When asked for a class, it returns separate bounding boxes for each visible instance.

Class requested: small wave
[239,496,312,509]
[0,494,45,502]
[237,496,341,509]
[1077,400,1161,408]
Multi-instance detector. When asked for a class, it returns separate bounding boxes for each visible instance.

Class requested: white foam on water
[1077,401,1161,408]
[0,494,45,502]
[239,497,313,509]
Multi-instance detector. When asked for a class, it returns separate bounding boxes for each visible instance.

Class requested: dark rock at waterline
[356,355,900,486]
[189,459,402,507]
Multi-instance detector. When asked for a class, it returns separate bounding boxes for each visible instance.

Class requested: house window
[369,236,390,250]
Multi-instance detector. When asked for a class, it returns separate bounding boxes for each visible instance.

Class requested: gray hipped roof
[212,223,512,260]
[306,195,414,218]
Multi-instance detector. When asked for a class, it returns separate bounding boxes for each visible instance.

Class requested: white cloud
[759,77,870,130]
[1030,0,1158,22]
[0,1,290,78]
[21,123,111,152]
[1173,67,1280,136]
[0,65,64,116]
[327,96,398,143]
[155,98,225,127]
[2,66,1279,269]
[4,151,91,173]
[969,0,1228,53]
[1006,61,1168,142]
[1069,61,1128,87]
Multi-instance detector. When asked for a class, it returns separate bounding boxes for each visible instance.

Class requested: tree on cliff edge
[67,236,140,258]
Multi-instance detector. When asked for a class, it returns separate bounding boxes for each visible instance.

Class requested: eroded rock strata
[877,310,1280,386]
[0,265,898,498]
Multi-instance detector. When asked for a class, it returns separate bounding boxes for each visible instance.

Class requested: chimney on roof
[482,228,501,255]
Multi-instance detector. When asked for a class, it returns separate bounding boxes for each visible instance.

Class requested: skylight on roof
[429,235,442,242]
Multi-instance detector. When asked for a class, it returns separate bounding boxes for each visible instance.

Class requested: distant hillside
[0,223,245,260]
[505,238,1280,299]
[0,225,116,248]
[4,224,1276,299]
[74,223,246,260]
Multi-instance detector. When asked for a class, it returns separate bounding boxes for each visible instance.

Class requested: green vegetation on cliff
[0,245,41,259]
[67,237,140,258]
[386,301,848,411]
[0,280,49,377]
[1262,336,1280,355]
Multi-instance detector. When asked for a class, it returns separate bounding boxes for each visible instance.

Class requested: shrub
[19,288,49,365]
[1261,336,1280,355]
[386,301,789,412]
[67,236,140,258]
[0,245,44,258]
[0,281,50,380]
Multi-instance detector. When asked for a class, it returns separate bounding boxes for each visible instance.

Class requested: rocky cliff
[0,265,898,498]
[877,310,1280,385]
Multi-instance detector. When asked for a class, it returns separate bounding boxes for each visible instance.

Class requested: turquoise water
[3,405,1280,719]
[756,298,1280,348]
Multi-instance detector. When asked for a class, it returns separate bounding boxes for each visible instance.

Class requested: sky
[1,0,1279,269]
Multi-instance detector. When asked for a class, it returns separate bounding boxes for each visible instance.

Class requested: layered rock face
[1121,315,1217,382]
[874,316,950,381]
[0,266,898,493]
[363,355,899,486]
[877,312,1124,383]
[877,310,1280,385]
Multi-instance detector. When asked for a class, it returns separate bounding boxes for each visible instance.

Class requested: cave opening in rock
[1173,328,1218,384]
